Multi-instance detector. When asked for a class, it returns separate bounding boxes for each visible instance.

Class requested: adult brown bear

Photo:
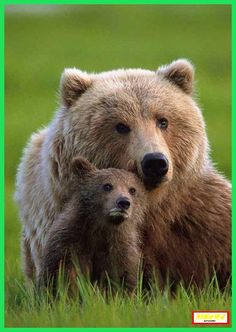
[15,59,231,289]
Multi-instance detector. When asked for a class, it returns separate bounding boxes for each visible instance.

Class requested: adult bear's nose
[141,153,169,180]
[116,197,130,210]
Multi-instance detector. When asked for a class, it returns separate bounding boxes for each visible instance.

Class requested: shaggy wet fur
[15,59,231,290]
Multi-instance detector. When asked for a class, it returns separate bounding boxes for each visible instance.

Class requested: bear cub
[38,157,147,291]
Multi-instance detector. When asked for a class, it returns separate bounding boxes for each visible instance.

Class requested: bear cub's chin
[107,208,130,225]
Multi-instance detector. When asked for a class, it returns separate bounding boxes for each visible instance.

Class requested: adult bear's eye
[157,118,168,130]
[129,187,136,195]
[102,183,113,192]
[115,123,130,134]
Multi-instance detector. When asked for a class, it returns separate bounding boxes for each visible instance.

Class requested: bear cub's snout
[108,196,131,225]
[116,197,130,210]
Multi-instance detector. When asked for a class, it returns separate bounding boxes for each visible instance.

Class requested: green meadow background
[5,5,231,327]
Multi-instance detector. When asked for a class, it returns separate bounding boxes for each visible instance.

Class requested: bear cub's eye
[157,118,168,130]
[102,183,113,192]
[129,187,136,195]
[115,123,130,134]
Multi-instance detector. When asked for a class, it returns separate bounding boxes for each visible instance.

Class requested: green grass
[5,5,231,327]
[5,267,231,328]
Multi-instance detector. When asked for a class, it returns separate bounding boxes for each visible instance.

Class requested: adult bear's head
[55,60,209,191]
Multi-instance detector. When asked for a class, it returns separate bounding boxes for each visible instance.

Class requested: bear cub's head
[72,157,147,226]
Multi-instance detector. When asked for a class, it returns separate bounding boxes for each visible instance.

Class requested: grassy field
[5,5,231,327]
[5,271,231,328]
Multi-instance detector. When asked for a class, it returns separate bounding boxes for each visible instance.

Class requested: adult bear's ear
[72,156,97,177]
[157,59,194,95]
[60,68,92,107]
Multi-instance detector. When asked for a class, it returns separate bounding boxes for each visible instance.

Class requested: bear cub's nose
[141,152,169,179]
[116,197,130,210]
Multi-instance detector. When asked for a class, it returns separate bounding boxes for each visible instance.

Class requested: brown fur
[38,157,146,291]
[15,59,231,290]
[143,173,231,290]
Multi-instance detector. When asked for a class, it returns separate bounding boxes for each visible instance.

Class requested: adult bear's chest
[142,213,212,290]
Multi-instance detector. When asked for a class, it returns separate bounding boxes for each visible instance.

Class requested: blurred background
[5,5,231,278]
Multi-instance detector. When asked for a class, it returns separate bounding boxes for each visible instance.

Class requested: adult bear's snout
[141,153,169,182]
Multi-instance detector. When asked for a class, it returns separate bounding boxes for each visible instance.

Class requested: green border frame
[1,0,234,4]
[1,0,234,330]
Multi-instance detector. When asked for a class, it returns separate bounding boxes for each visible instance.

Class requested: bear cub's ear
[60,68,92,107]
[72,156,97,177]
[157,59,194,95]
